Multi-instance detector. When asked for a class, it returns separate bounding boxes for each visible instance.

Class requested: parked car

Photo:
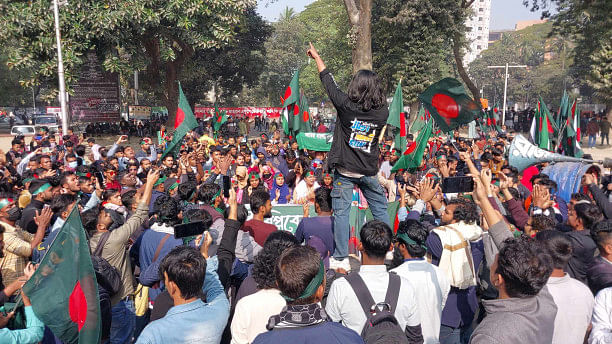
[0,116,25,133]
[33,115,60,133]
[11,125,36,136]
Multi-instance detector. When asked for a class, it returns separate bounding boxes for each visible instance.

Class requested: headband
[249,172,260,180]
[396,232,428,251]
[281,260,325,302]
[153,175,167,187]
[436,155,447,160]
[168,182,179,191]
[22,177,35,185]
[274,172,283,178]
[76,172,92,178]
[305,171,314,178]
[0,198,13,209]
[211,188,222,204]
[32,183,52,195]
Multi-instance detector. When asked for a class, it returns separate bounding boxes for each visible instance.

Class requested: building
[464,0,492,65]
[488,29,512,45]
[515,19,547,31]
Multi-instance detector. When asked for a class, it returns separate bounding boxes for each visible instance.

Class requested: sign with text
[194,106,282,119]
[129,106,152,120]
[69,52,120,123]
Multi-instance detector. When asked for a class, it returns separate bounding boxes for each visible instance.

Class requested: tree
[279,6,296,21]
[343,0,373,73]
[0,0,252,126]
[523,0,612,114]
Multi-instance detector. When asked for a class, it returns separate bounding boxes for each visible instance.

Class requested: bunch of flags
[281,70,312,137]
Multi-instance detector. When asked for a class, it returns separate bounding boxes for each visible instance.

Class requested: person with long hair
[307,43,390,269]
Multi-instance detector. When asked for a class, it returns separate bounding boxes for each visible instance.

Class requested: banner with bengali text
[194,106,282,119]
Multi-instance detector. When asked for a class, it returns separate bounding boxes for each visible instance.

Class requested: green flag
[293,93,312,134]
[418,78,481,133]
[296,132,333,151]
[162,83,198,159]
[562,99,583,158]
[410,106,427,134]
[281,70,300,135]
[387,81,407,152]
[391,118,432,173]
[23,206,101,344]
[213,104,228,132]
[539,100,553,150]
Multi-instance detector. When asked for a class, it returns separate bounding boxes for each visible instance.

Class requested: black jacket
[565,229,597,284]
[587,255,612,295]
[320,69,388,176]
[17,199,45,234]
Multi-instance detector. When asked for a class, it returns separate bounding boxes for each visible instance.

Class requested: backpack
[344,272,409,344]
[91,232,122,296]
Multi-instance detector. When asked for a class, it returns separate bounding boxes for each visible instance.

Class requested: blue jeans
[331,171,389,259]
[439,324,472,344]
[588,134,596,148]
[110,299,135,344]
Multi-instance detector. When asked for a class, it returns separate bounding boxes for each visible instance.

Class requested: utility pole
[53,0,69,136]
[487,63,527,125]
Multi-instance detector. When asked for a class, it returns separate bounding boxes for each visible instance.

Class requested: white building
[464,0,492,65]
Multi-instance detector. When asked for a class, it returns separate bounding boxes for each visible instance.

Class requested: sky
[256,0,547,31]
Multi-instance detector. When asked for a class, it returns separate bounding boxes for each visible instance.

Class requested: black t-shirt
[320,69,388,176]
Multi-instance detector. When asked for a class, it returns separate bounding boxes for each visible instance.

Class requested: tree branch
[343,0,360,25]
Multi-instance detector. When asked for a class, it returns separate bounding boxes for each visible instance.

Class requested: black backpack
[91,232,122,296]
[344,272,409,344]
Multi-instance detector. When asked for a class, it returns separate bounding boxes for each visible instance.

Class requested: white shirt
[391,259,450,344]
[547,273,594,344]
[292,180,320,203]
[379,161,392,179]
[325,265,421,334]
[589,287,612,344]
[230,288,286,344]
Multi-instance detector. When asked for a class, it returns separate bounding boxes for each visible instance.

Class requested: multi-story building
[464,0,492,65]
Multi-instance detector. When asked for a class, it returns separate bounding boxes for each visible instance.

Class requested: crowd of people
[0,43,610,344]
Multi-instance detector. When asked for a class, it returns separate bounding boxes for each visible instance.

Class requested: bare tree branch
[343,0,360,25]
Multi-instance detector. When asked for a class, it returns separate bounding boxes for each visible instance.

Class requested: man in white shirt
[536,230,594,344]
[325,220,423,342]
[391,219,450,344]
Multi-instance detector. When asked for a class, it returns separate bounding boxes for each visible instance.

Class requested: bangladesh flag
[296,132,333,151]
[162,83,199,159]
[391,117,432,173]
[418,78,481,133]
[410,106,429,134]
[563,99,583,158]
[23,206,101,343]
[293,93,312,134]
[387,82,407,153]
[557,90,569,130]
[281,70,300,135]
[213,104,228,132]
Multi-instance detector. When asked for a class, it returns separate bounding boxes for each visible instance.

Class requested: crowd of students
[0,42,611,344]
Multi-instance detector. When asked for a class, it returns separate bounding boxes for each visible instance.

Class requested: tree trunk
[452,32,481,105]
[344,0,373,73]
[164,63,179,129]
[408,102,420,127]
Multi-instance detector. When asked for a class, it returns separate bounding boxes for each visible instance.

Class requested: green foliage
[469,22,571,108]
[0,0,253,116]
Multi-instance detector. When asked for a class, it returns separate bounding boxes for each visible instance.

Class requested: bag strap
[93,232,111,257]
[383,272,401,313]
[446,226,476,279]
[152,234,171,263]
[344,272,376,317]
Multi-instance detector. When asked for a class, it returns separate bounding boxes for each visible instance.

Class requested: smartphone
[442,176,474,194]
[223,175,231,198]
[94,171,104,186]
[174,221,207,239]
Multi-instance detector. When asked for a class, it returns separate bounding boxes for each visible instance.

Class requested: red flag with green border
[418,78,481,133]
[23,206,101,344]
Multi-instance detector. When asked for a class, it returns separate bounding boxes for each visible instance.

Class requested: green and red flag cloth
[293,93,312,134]
[387,81,407,153]
[162,83,199,159]
[281,70,300,135]
[213,104,228,132]
[410,106,429,134]
[22,206,101,344]
[418,78,481,133]
[296,132,333,151]
[392,117,432,173]
[562,99,583,158]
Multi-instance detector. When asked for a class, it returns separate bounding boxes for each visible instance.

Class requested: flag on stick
[418,78,481,133]
[162,83,198,159]
[281,70,300,135]
[391,118,432,173]
[387,81,407,153]
[23,206,101,344]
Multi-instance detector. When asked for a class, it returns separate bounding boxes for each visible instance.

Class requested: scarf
[266,303,328,330]
[103,202,128,218]
[270,176,290,204]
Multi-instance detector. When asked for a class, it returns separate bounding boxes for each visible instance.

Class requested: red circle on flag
[303,111,309,122]
[432,94,459,119]
[293,104,300,115]
[69,281,88,331]
[283,87,292,103]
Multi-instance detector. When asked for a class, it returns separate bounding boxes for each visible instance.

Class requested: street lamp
[487,63,527,125]
[52,0,69,136]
